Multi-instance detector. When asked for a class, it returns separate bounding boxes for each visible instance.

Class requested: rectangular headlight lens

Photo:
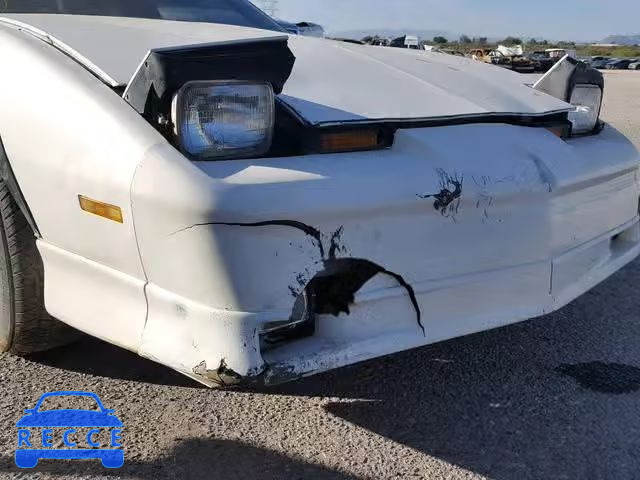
[568,84,602,135]
[172,81,274,160]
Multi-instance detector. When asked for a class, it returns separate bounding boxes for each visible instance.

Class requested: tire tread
[0,181,77,354]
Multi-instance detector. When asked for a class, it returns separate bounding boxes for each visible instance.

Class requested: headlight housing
[568,84,603,135]
[533,56,604,136]
[171,81,275,160]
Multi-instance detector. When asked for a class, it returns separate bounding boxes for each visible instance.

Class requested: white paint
[130,123,640,384]
[37,241,147,352]
[0,16,638,386]
[0,23,156,350]
[0,24,160,280]
[0,14,570,126]
[140,283,265,385]
[0,16,120,86]
[0,14,282,85]
[280,38,569,125]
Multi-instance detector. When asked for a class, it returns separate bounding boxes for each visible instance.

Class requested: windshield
[0,0,284,31]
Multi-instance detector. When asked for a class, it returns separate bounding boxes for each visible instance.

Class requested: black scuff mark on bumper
[472,175,496,224]
[418,168,464,220]
[528,153,554,193]
[171,219,326,256]
[327,225,349,259]
[170,219,424,335]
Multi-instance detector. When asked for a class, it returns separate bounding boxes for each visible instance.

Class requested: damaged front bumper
[131,123,640,387]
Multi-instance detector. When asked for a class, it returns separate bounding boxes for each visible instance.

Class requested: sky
[253,0,640,42]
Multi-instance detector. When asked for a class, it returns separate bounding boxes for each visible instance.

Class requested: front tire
[0,181,77,354]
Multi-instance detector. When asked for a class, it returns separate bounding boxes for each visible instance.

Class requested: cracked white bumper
[129,123,640,386]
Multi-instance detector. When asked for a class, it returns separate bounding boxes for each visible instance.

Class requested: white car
[0,2,638,388]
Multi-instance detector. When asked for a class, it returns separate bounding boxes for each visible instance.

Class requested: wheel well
[0,136,40,237]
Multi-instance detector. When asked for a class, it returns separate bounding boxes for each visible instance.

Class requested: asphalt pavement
[1,70,639,480]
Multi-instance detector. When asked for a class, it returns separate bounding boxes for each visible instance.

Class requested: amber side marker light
[545,125,571,139]
[78,196,123,224]
[318,129,390,153]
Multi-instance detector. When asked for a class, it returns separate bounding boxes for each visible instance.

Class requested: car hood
[16,410,123,428]
[0,14,570,126]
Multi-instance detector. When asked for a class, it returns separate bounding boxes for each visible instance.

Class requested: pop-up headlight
[567,84,602,134]
[172,81,275,160]
[533,56,604,136]
[122,37,295,159]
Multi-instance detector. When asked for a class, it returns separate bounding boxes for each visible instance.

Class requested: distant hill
[601,35,640,46]
[329,29,455,42]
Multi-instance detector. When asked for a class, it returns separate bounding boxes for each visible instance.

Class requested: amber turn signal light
[315,128,392,154]
[78,196,123,224]
[545,124,571,139]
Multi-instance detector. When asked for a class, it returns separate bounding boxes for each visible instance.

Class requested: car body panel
[278,39,563,126]
[129,123,640,384]
[0,22,152,349]
[0,14,281,86]
[0,14,638,386]
[0,14,571,127]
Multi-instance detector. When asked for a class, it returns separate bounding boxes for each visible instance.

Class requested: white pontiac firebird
[0,1,638,388]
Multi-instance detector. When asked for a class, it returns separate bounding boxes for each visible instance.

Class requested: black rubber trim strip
[277,97,571,131]
[315,113,571,133]
[0,136,40,237]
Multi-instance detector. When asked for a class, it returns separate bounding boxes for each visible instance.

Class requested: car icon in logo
[16,391,123,468]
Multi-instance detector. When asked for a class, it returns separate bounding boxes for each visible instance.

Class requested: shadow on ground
[266,260,640,479]
[27,337,203,389]
[0,438,363,479]
[21,260,640,479]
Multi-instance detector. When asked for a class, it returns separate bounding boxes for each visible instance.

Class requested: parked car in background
[606,58,638,70]
[0,2,639,388]
[546,48,578,60]
[629,61,640,70]
[590,56,607,64]
[527,51,555,72]
[490,49,535,73]
[390,35,420,49]
[470,48,535,73]
[591,57,613,69]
